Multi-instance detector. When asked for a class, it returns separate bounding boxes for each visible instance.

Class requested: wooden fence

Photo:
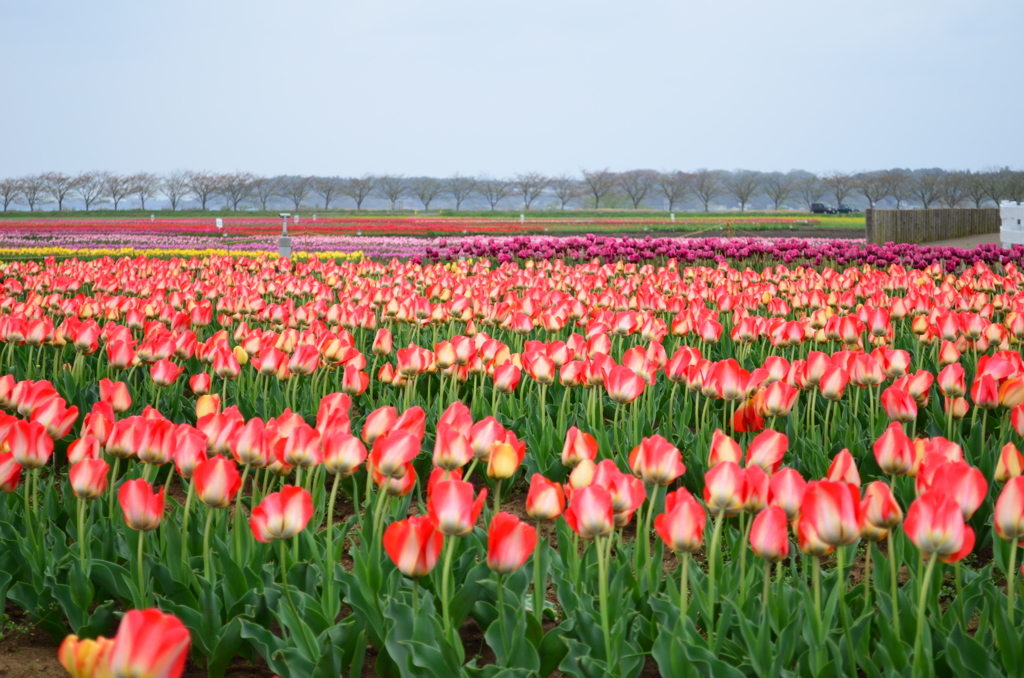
[864,208,1000,245]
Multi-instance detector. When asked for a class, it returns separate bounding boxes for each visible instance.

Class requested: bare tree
[220,172,256,210]
[340,175,377,210]
[475,177,513,211]
[691,169,724,212]
[0,178,22,212]
[311,176,344,210]
[549,174,581,210]
[511,172,549,210]
[581,168,618,209]
[617,169,658,209]
[409,177,443,210]
[938,171,968,208]
[443,174,477,211]
[963,171,991,208]
[761,172,795,210]
[281,176,312,210]
[1006,170,1024,204]
[376,175,408,212]
[129,172,160,210]
[726,171,763,211]
[881,170,912,209]
[44,172,79,211]
[909,170,943,209]
[655,171,690,211]
[795,175,825,209]
[821,171,854,208]
[979,169,1007,208]
[250,176,280,210]
[163,171,191,211]
[104,173,134,210]
[21,175,48,212]
[186,171,222,210]
[854,172,888,208]
[75,172,108,211]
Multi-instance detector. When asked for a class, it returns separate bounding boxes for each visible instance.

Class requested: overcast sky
[1,0,1021,178]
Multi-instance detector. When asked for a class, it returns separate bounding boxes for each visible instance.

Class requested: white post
[670,213,675,222]
[150,215,155,222]
[520,214,525,224]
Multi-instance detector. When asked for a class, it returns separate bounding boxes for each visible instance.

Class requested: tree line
[0,167,1022,213]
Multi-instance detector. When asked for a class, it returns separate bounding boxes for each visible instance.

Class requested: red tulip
[873,422,914,476]
[703,461,745,517]
[819,366,850,401]
[279,423,322,468]
[107,608,190,678]
[341,364,369,396]
[288,344,320,376]
[371,429,422,478]
[433,424,473,471]
[374,462,418,497]
[196,408,244,456]
[749,506,790,562]
[428,479,487,536]
[487,512,538,574]
[82,401,116,446]
[605,365,645,404]
[372,328,393,356]
[493,362,521,394]
[881,387,917,424]
[970,374,1000,410]
[118,479,164,531]
[137,419,175,466]
[150,359,184,387]
[708,429,742,467]
[394,406,426,441]
[362,406,397,445]
[192,456,242,508]
[628,434,686,486]
[996,442,1024,482]
[862,480,903,530]
[29,394,78,439]
[742,465,769,513]
[8,419,53,469]
[384,515,444,578]
[937,363,966,398]
[799,480,863,548]
[231,417,268,467]
[323,431,367,477]
[469,417,506,461]
[562,426,598,468]
[826,449,861,487]
[0,452,22,493]
[189,372,212,396]
[904,491,975,563]
[745,429,788,474]
[172,431,207,479]
[928,461,987,520]
[768,467,806,521]
[250,486,314,543]
[654,489,706,553]
[526,473,565,521]
[69,458,109,500]
[563,484,615,539]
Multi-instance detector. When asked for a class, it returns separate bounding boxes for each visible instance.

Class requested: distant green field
[0,208,865,230]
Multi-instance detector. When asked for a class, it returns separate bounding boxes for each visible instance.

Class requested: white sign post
[1000,203,1024,248]
[279,213,292,259]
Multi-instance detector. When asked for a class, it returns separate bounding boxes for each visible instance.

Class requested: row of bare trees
[1,168,1022,212]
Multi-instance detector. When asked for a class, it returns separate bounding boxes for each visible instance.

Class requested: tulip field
[4,249,1024,678]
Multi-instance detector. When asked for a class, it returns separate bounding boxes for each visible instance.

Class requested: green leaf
[207,617,243,678]
[944,624,999,678]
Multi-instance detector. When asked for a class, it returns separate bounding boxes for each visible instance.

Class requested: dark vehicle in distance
[837,204,858,214]
[810,203,837,214]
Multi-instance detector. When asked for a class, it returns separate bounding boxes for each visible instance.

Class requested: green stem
[680,552,690,627]
[232,463,251,564]
[596,535,614,673]
[202,506,216,581]
[533,521,544,624]
[77,497,87,569]
[644,484,660,590]
[496,572,507,664]
[913,554,938,672]
[739,514,752,601]
[836,547,856,678]
[325,472,342,611]
[762,558,771,619]
[888,524,901,642]
[1009,537,1019,625]
[494,479,502,515]
[180,479,195,564]
[812,555,822,636]
[137,530,146,605]
[441,535,457,644]
[707,508,725,649]
[107,457,120,519]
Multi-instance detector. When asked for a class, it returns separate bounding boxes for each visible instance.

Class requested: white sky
[1,0,1021,177]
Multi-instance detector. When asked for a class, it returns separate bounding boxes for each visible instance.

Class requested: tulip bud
[749,506,790,562]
